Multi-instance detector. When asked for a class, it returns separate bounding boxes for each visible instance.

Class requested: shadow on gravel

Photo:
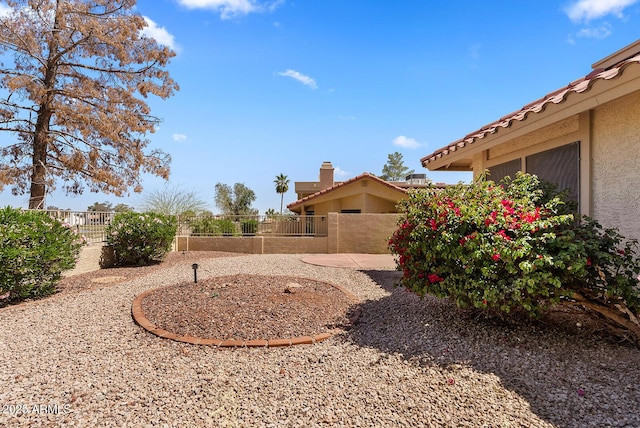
[345,269,640,428]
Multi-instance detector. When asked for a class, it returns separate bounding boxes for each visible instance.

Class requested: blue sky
[1,0,640,213]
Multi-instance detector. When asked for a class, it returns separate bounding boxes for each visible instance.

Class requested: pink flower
[447,378,455,385]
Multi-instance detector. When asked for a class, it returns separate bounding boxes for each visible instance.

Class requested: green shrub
[190,217,238,236]
[0,207,83,302]
[389,172,640,343]
[240,218,258,235]
[105,212,177,266]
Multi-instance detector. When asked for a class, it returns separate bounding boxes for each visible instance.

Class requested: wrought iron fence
[38,210,115,243]
[176,214,328,237]
[33,211,327,242]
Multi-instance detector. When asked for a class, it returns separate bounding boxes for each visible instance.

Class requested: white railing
[38,210,115,243]
[34,211,328,243]
[176,214,328,237]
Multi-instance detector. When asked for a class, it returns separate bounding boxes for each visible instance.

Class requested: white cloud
[334,167,349,178]
[565,0,639,22]
[576,23,613,38]
[142,17,179,51]
[277,69,318,89]
[177,0,282,19]
[172,133,188,142]
[393,136,422,149]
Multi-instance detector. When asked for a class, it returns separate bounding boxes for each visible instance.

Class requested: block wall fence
[174,213,401,254]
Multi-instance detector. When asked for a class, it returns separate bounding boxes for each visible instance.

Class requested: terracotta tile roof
[287,172,407,210]
[421,51,640,167]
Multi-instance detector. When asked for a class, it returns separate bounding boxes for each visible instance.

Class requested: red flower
[482,299,488,305]
[586,258,592,266]
[429,219,438,230]
[492,253,501,261]
[497,230,511,240]
[428,273,444,283]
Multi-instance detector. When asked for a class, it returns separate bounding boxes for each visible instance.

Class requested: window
[526,142,579,205]
[340,209,361,214]
[488,159,522,183]
[486,142,580,209]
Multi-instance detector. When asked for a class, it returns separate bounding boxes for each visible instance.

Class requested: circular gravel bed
[134,274,360,346]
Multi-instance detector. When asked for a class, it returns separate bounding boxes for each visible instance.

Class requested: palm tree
[274,173,290,214]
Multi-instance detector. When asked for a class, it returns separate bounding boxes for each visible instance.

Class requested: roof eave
[422,59,640,170]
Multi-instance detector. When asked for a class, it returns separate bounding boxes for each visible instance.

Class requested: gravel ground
[1,252,639,427]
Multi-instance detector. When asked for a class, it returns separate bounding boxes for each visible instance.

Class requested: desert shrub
[190,217,237,236]
[389,172,640,343]
[0,207,83,302]
[105,212,177,266]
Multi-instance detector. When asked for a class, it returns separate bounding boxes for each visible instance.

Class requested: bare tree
[141,185,208,216]
[0,0,178,209]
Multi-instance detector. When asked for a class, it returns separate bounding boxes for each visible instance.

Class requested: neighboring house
[421,39,640,242]
[288,162,435,215]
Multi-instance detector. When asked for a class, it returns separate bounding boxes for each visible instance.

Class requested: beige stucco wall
[174,213,401,254]
[590,91,640,242]
[336,213,400,254]
[176,236,329,254]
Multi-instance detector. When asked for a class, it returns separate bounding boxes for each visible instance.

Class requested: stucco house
[288,161,436,215]
[288,170,407,216]
[421,39,640,242]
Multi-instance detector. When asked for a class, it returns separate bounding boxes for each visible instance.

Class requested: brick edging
[131,277,361,348]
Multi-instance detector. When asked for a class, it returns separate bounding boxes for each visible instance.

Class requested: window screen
[488,158,522,183]
[526,142,579,205]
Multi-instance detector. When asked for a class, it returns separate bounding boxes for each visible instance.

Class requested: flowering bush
[0,207,83,302]
[105,212,177,266]
[389,173,640,343]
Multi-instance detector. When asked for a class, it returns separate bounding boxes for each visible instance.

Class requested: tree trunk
[28,124,48,209]
[569,291,640,344]
[28,0,61,209]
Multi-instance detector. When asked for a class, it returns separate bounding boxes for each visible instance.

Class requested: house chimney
[319,161,334,190]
